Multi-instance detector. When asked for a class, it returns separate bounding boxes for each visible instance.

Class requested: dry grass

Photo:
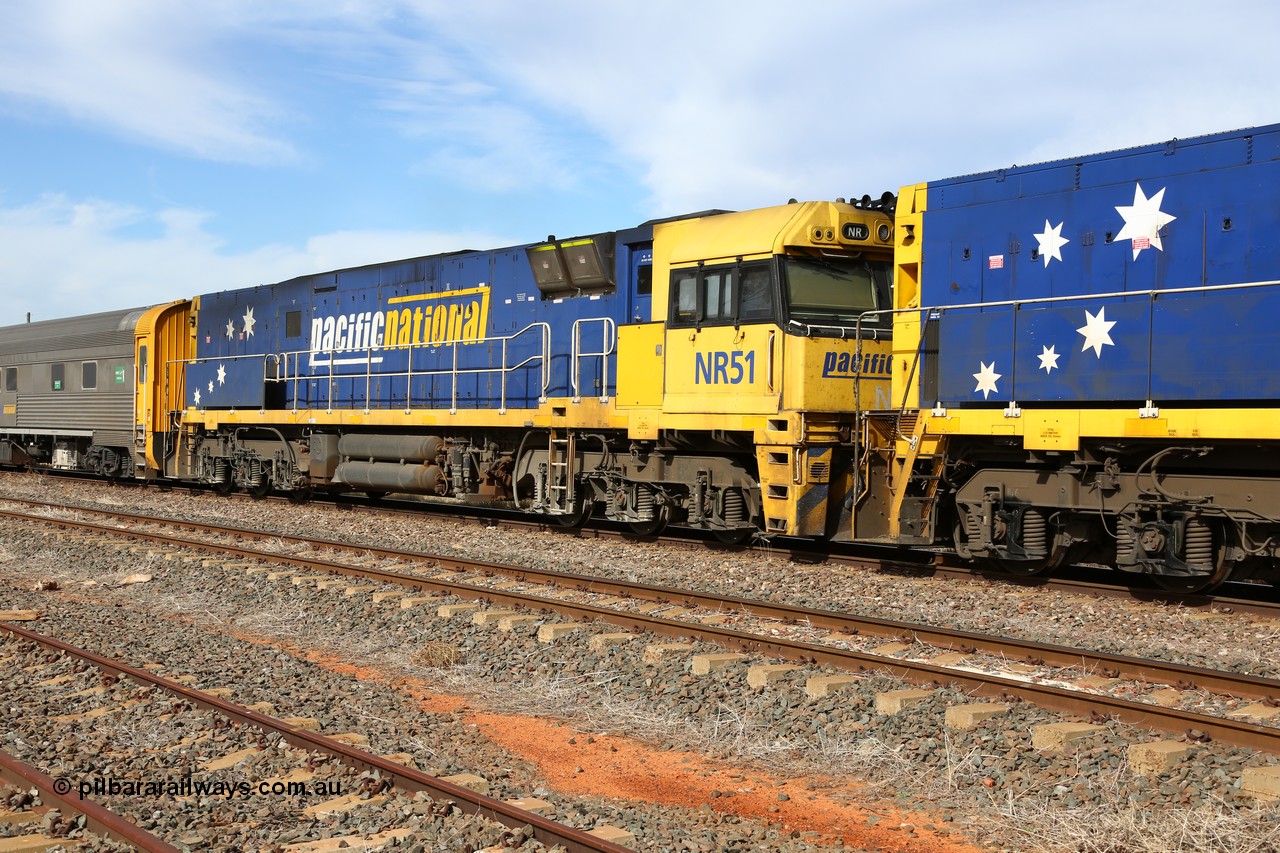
[412,641,459,668]
[403,659,1280,852]
[979,797,1280,852]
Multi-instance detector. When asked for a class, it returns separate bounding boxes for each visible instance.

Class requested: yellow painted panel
[1023,411,1080,451]
[662,324,780,415]
[1123,417,1169,437]
[925,406,1280,443]
[781,335,893,414]
[627,411,660,440]
[615,322,664,407]
[890,183,927,412]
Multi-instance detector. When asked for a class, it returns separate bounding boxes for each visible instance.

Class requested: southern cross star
[1033,220,1070,267]
[1077,307,1117,357]
[973,361,1001,399]
[1115,183,1176,260]
[1038,345,1060,373]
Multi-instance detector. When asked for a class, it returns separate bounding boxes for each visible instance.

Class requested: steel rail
[9,478,1280,619]
[5,503,1277,704]
[0,749,181,852]
[0,623,630,853]
[5,507,1280,754]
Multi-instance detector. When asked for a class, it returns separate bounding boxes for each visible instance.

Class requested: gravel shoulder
[2,473,1279,852]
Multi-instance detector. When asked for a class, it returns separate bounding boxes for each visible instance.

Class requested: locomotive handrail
[845,275,1280,423]
[913,275,1280,316]
[274,321,551,415]
[569,317,616,403]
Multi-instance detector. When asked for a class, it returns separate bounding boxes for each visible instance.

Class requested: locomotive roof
[934,121,1280,186]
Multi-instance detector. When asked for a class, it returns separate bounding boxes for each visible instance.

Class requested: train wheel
[213,477,235,495]
[627,506,669,537]
[553,495,593,529]
[1150,573,1223,594]
[1152,514,1228,594]
[712,527,754,546]
[248,478,272,499]
[990,558,1054,577]
[991,508,1055,576]
[1151,518,1230,593]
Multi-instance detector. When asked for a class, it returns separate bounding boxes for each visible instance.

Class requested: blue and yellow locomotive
[147,199,896,543]
[867,122,1280,591]
[7,121,1280,592]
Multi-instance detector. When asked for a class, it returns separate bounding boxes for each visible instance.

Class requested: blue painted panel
[1150,286,1280,400]
[186,358,265,409]
[933,308,1015,404]
[921,122,1280,405]
[1011,299,1150,402]
[191,230,639,412]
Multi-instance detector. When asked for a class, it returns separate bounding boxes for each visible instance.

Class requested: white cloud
[390,0,1280,213]
[0,0,298,164]
[0,194,514,326]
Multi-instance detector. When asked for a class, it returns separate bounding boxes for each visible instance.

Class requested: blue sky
[2,0,1279,324]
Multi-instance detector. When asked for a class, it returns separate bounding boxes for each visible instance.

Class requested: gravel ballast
[1,473,1279,851]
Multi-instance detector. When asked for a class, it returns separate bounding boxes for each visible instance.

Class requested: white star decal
[1038,345,1060,373]
[242,306,256,338]
[193,388,201,406]
[1077,307,1117,358]
[972,361,1001,399]
[1115,183,1176,260]
[1033,220,1070,267]
[216,363,226,385]
[225,319,236,340]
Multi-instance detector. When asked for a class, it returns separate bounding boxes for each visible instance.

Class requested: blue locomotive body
[187,226,656,414]
[917,124,1280,407]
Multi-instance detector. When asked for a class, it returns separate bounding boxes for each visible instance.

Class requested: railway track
[0,746,180,852]
[0,622,634,853]
[5,498,1280,757]
[13,469,1280,618]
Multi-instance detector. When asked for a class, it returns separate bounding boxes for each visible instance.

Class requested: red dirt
[287,646,981,853]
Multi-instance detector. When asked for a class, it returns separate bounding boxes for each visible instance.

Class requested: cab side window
[739,265,773,320]
[701,270,735,322]
[673,272,698,324]
[668,262,775,328]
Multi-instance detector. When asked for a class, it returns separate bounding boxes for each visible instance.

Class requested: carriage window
[51,363,65,391]
[3,368,14,392]
[138,347,147,385]
[82,362,97,390]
